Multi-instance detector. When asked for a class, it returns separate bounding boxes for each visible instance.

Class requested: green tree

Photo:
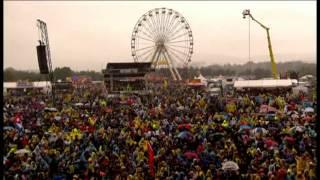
[253,68,271,79]
[4,67,17,81]
[54,67,73,81]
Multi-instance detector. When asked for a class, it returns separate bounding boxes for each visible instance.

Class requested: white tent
[194,74,207,86]
[300,74,314,80]
[291,79,298,86]
[4,82,17,89]
[3,81,51,94]
[292,85,308,94]
[194,74,206,80]
[33,81,51,88]
[234,79,293,89]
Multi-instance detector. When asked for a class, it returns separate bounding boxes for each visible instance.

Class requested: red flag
[147,142,155,177]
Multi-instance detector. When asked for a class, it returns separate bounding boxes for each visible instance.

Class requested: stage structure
[131,7,193,81]
[36,19,56,105]
[103,62,154,94]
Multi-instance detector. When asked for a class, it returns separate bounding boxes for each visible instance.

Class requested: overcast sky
[4,1,316,71]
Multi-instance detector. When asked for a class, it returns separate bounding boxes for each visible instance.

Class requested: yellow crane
[242,9,279,79]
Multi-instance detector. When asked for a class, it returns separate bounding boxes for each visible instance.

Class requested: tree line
[198,61,316,79]
[3,61,316,82]
[4,67,104,82]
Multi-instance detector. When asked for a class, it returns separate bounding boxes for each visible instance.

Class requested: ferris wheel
[131,7,193,81]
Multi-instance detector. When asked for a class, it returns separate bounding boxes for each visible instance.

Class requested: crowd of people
[3,82,317,179]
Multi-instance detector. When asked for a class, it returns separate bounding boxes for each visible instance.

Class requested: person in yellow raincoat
[151,120,160,130]
[206,169,213,180]
[65,94,72,103]
[8,145,17,155]
[163,80,168,89]
[48,123,60,134]
[243,96,251,106]
[136,148,147,162]
[99,99,107,107]
[213,113,223,120]
[308,161,316,179]
[134,117,142,129]
[88,117,96,126]
[275,96,285,112]
[226,102,236,113]
[126,136,136,146]
[70,128,82,140]
[133,167,144,180]
[198,98,206,109]
[222,119,228,128]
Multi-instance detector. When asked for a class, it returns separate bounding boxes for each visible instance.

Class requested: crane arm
[243,10,279,79]
[247,14,269,30]
[265,29,279,79]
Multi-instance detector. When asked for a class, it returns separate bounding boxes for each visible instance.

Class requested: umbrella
[105,108,112,113]
[14,149,31,155]
[302,116,313,122]
[208,133,223,142]
[222,161,239,171]
[178,124,192,130]
[287,104,297,111]
[267,106,278,113]
[268,127,278,131]
[177,131,193,139]
[304,107,314,113]
[184,151,199,160]
[264,139,278,148]
[291,114,299,119]
[287,110,298,115]
[239,120,249,126]
[306,129,317,138]
[303,101,313,108]
[284,136,295,144]
[260,105,278,113]
[239,125,252,132]
[240,125,251,130]
[289,126,305,134]
[265,113,276,121]
[44,107,58,112]
[251,127,268,135]
[3,126,15,131]
[177,106,184,111]
[210,132,225,140]
[120,100,127,104]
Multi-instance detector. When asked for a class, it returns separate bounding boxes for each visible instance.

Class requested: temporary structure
[188,74,207,87]
[234,79,293,89]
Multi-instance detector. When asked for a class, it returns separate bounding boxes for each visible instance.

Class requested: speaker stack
[36,45,49,74]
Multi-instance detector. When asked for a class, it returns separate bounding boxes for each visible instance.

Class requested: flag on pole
[147,141,155,177]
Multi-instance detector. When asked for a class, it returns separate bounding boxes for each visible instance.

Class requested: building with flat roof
[103,62,154,94]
